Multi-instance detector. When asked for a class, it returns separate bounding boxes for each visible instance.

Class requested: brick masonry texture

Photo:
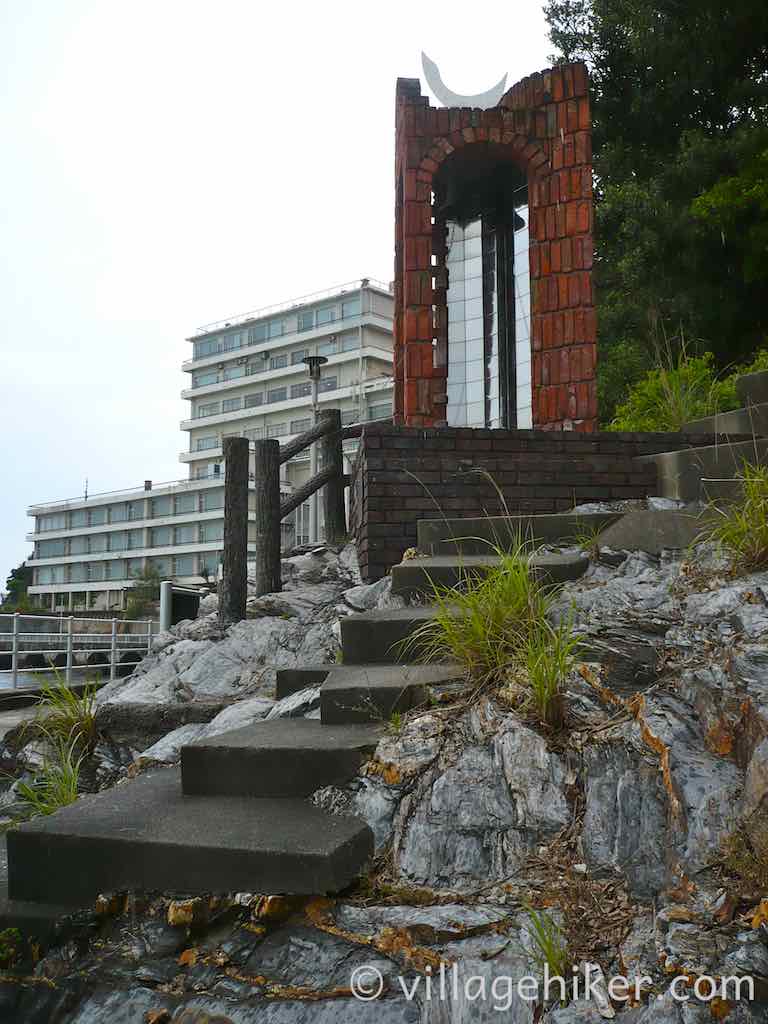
[351,424,736,582]
[394,63,597,431]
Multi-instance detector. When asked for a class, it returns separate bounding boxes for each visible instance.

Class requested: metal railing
[0,613,153,689]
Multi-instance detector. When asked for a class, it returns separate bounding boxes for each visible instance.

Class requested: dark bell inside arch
[434,143,527,226]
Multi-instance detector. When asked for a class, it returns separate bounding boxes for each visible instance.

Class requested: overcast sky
[0,0,552,588]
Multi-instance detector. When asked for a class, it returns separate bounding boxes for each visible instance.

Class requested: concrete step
[320,663,464,723]
[634,438,768,501]
[683,403,768,437]
[7,766,373,905]
[275,666,332,699]
[390,551,588,601]
[417,511,622,556]
[181,719,383,797]
[590,509,704,555]
[340,607,439,665]
[700,478,744,505]
[0,835,75,943]
[737,370,768,407]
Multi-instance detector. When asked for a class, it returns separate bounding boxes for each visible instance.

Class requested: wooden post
[319,409,346,545]
[252,439,282,598]
[219,436,250,625]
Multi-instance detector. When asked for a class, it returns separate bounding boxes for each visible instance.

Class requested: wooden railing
[219,409,388,624]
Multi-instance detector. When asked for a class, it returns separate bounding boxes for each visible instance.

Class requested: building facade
[26,280,394,611]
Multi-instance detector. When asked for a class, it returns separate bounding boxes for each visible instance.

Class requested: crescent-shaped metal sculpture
[421,52,508,110]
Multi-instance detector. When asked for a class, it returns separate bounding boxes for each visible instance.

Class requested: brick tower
[393,62,597,431]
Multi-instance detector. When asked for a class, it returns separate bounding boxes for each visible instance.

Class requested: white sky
[0,0,552,587]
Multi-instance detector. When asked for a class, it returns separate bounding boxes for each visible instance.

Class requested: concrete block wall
[351,424,734,581]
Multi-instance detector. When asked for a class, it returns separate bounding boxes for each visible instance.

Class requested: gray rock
[343,576,393,611]
[137,722,209,763]
[333,902,511,941]
[265,685,321,720]
[742,736,768,816]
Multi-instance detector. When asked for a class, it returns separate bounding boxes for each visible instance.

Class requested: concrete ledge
[416,512,622,556]
[594,510,705,555]
[683,404,768,437]
[340,608,438,665]
[321,664,464,724]
[275,666,332,700]
[8,766,374,902]
[737,371,768,407]
[634,439,768,501]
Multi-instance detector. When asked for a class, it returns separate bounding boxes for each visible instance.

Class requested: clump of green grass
[703,461,768,573]
[15,734,83,818]
[387,710,404,735]
[401,537,577,727]
[523,904,570,995]
[30,669,98,752]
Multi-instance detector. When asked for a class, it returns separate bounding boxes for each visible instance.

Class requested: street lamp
[302,355,328,544]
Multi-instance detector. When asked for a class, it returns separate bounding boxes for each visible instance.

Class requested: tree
[545,0,768,420]
[2,562,33,610]
[124,565,161,620]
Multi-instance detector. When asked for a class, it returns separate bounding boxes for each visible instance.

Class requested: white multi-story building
[26,280,394,611]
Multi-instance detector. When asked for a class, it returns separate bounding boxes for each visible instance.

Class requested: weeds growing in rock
[523,619,580,729]
[523,904,569,998]
[16,733,83,817]
[29,669,98,753]
[703,461,768,573]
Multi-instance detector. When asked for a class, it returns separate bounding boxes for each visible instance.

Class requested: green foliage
[609,350,738,432]
[703,462,768,573]
[16,734,83,818]
[722,809,768,892]
[1,561,33,611]
[387,710,404,735]
[125,564,161,620]
[523,903,570,986]
[401,538,576,727]
[30,670,98,752]
[545,0,768,418]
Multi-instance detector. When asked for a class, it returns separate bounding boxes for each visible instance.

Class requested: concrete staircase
[635,369,768,501]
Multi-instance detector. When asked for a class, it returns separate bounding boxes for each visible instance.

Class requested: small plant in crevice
[387,710,404,736]
[721,809,768,893]
[521,618,580,731]
[15,733,83,818]
[523,903,570,1004]
[702,461,768,574]
[28,668,98,753]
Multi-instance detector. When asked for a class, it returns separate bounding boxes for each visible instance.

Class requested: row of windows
[36,491,226,533]
[193,377,340,422]
[192,298,362,360]
[35,520,226,559]
[191,334,360,388]
[35,552,222,585]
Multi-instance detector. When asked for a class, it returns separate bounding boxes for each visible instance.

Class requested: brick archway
[393,63,597,431]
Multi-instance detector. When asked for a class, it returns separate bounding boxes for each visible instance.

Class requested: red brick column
[393,63,597,431]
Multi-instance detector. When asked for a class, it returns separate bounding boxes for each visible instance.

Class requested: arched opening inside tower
[434,144,532,429]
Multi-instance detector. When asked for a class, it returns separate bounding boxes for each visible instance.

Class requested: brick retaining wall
[351,424,733,581]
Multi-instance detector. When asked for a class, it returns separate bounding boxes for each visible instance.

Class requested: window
[69,564,87,583]
[127,501,144,520]
[194,337,220,359]
[151,526,172,547]
[317,340,337,356]
[174,555,195,576]
[223,364,245,382]
[245,392,264,408]
[111,503,129,522]
[341,409,359,426]
[201,521,224,543]
[174,525,196,545]
[175,493,197,515]
[127,529,144,549]
[291,348,309,365]
[89,508,107,526]
[243,428,263,440]
[90,534,108,552]
[319,375,338,392]
[88,562,105,581]
[196,436,219,451]
[268,319,284,339]
[290,418,311,434]
[368,402,392,420]
[341,333,359,352]
[109,532,128,552]
[317,306,336,325]
[203,489,224,511]
[38,513,66,532]
[37,538,66,557]
[126,558,144,577]
[105,560,125,580]
[267,387,287,404]
[342,297,361,318]
[151,495,172,517]
[69,535,88,555]
[70,509,87,529]
[193,370,218,388]
[248,323,268,344]
[197,401,220,418]
[245,362,263,376]
[148,557,170,577]
[290,381,311,399]
[266,422,287,438]
[199,551,221,576]
[297,310,314,332]
[269,354,288,370]
[222,397,242,413]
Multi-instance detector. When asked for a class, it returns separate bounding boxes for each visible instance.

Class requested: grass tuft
[29,669,98,752]
[523,903,570,989]
[703,461,768,573]
[15,733,83,818]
